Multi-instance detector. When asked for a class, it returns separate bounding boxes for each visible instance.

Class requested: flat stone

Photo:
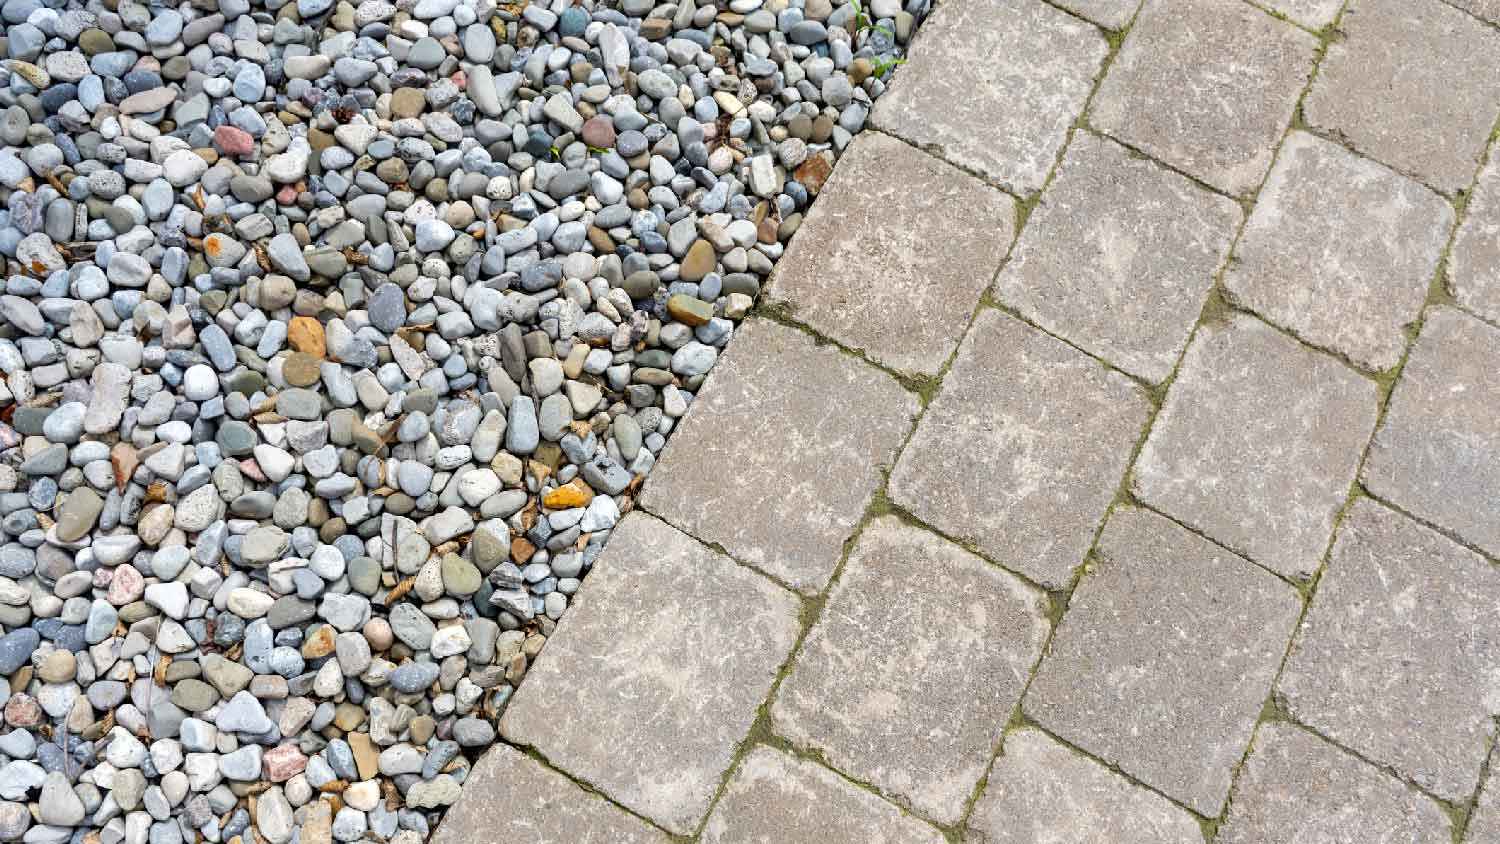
[771,517,1048,825]
[1449,155,1500,325]
[1132,315,1378,580]
[1091,0,1318,195]
[642,319,917,593]
[500,513,801,834]
[1224,131,1452,371]
[995,132,1239,383]
[1025,507,1301,815]
[888,309,1148,589]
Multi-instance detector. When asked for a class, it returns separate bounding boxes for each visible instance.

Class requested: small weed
[871,56,906,77]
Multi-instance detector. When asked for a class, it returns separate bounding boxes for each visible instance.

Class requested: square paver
[1280,499,1500,801]
[1051,0,1139,29]
[1447,155,1500,324]
[641,318,918,594]
[1218,723,1452,844]
[1224,131,1453,372]
[871,0,1107,193]
[967,728,1202,844]
[1132,315,1379,580]
[1261,0,1344,27]
[1091,0,1318,196]
[1363,307,1500,557]
[770,517,1050,825]
[996,131,1240,383]
[702,746,946,844]
[499,513,802,835]
[764,131,1012,376]
[1025,506,1302,815]
[1304,0,1500,194]
[889,309,1149,589]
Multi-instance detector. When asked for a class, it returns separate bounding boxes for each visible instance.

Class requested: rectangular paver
[1025,506,1301,815]
[498,513,802,835]
[770,517,1049,825]
[1447,154,1500,324]
[641,318,918,593]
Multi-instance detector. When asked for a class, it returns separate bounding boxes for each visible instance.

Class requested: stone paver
[499,513,802,835]
[1279,499,1500,802]
[871,0,1107,194]
[889,309,1149,589]
[1217,723,1452,844]
[1223,131,1453,371]
[1263,0,1344,27]
[1091,0,1318,196]
[701,747,946,844]
[995,131,1240,383]
[1363,307,1500,558]
[1304,0,1500,194]
[1051,0,1138,29]
[967,728,1202,844]
[641,318,918,594]
[770,517,1049,825]
[1448,154,1500,324]
[1132,315,1379,580]
[1025,506,1301,815]
[1467,767,1500,844]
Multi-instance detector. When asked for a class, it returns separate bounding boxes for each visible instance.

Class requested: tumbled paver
[1363,307,1500,557]
[771,517,1049,825]
[1223,131,1453,371]
[996,131,1240,383]
[1091,0,1318,196]
[702,746,946,844]
[1025,507,1301,815]
[430,744,668,844]
[1447,155,1500,324]
[871,0,1107,193]
[1304,0,1500,194]
[967,728,1202,844]
[1262,0,1343,27]
[499,513,802,835]
[1051,0,1138,29]
[641,318,918,593]
[1132,315,1379,580]
[1218,724,1452,844]
[1280,499,1500,802]
[764,131,1012,376]
[889,309,1148,588]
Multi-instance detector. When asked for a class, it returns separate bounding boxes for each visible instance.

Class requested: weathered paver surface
[1450,156,1500,323]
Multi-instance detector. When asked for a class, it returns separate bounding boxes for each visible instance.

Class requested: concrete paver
[1447,154,1500,325]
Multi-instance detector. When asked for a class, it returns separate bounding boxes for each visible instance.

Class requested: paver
[995,131,1240,383]
[1132,315,1379,580]
[1447,154,1500,324]
[701,746,946,844]
[1025,506,1301,814]
[1304,0,1500,194]
[641,318,918,594]
[871,0,1107,193]
[967,728,1202,844]
[1090,0,1319,196]
[1223,131,1453,371]
[764,131,1013,376]
[889,309,1149,589]
[770,517,1049,825]
[1050,0,1139,29]
[1279,499,1500,801]
[1217,723,1452,844]
[1466,767,1500,844]
[1363,307,1500,557]
[499,513,802,834]
[1261,0,1344,27]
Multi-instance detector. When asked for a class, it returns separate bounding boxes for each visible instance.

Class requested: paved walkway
[435,0,1500,840]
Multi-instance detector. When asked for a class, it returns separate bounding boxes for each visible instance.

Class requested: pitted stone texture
[765,132,1012,375]
[770,517,1049,825]
[1304,0,1500,194]
[1261,0,1343,26]
[430,744,668,844]
[1224,132,1452,371]
[870,0,1106,193]
[1025,507,1301,815]
[1091,0,1318,196]
[499,513,801,834]
[702,747,946,844]
[1466,769,1500,843]
[967,728,1202,844]
[642,319,917,593]
[996,132,1239,383]
[1218,724,1452,844]
[1279,499,1500,802]
[1132,316,1379,580]
[1447,155,1500,324]
[1051,0,1138,28]
[1363,308,1500,557]
[889,309,1149,589]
